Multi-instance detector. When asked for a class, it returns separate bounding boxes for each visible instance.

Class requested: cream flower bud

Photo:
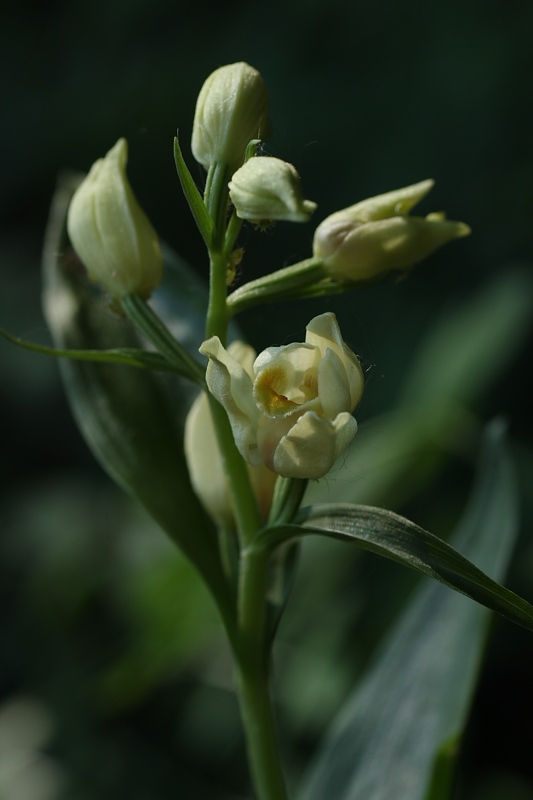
[229,157,317,223]
[313,180,470,282]
[191,62,269,173]
[67,138,162,298]
[185,342,276,526]
[200,313,364,480]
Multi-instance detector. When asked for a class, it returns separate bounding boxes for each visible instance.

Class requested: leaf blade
[41,174,232,621]
[173,135,214,248]
[297,420,523,800]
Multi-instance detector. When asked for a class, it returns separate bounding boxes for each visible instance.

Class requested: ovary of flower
[199,313,364,480]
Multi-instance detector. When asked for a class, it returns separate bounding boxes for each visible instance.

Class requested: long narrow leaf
[258,427,533,633]
[298,419,522,800]
[173,135,214,248]
[0,325,181,374]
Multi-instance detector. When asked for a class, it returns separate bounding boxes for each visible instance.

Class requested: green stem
[227,257,327,316]
[121,294,206,385]
[224,210,244,258]
[268,477,308,526]
[206,394,261,549]
[206,249,229,342]
[202,160,261,546]
[202,157,287,798]
[205,161,230,251]
[237,545,289,800]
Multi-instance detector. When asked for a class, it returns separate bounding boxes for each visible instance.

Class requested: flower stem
[237,662,289,800]
[237,545,289,800]
[206,393,261,548]
[203,158,289,799]
[121,294,206,385]
[227,257,327,315]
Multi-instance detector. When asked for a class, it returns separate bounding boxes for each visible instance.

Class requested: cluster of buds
[64,61,470,527]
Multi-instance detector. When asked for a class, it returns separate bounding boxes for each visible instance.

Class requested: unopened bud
[313,180,470,282]
[191,62,269,174]
[229,157,317,223]
[67,138,162,298]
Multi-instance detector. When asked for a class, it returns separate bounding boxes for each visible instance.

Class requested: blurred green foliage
[1,1,533,798]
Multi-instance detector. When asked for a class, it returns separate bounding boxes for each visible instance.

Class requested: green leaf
[0,324,183,374]
[173,135,214,248]
[399,269,533,412]
[41,174,233,625]
[259,438,532,631]
[296,420,522,800]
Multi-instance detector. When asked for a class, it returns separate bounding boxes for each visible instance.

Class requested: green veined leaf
[297,419,523,800]
[258,440,531,631]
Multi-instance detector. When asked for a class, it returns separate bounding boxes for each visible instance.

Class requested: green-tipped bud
[67,138,163,299]
[229,157,317,223]
[191,62,269,174]
[313,180,470,282]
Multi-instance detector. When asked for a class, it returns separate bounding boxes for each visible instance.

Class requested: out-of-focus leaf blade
[296,420,522,800]
[41,174,232,619]
[307,269,533,509]
[399,269,533,411]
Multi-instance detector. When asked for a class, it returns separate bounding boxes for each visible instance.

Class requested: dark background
[1,1,533,798]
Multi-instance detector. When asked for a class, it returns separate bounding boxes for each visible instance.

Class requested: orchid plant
[3,62,533,800]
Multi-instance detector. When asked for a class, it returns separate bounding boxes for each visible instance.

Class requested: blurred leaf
[307,268,533,508]
[399,269,533,411]
[41,175,232,621]
[297,420,521,800]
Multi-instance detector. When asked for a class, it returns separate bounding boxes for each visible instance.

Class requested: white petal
[271,411,358,479]
[306,312,364,409]
[317,349,352,418]
[200,336,262,464]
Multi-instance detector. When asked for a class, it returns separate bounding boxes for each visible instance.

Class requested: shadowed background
[1,1,533,798]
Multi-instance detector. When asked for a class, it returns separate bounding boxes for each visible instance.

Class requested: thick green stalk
[237,545,289,800]
[203,159,289,799]
[202,161,261,546]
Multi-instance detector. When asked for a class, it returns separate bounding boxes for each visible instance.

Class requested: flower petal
[305,313,364,409]
[271,410,358,479]
[200,336,262,464]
